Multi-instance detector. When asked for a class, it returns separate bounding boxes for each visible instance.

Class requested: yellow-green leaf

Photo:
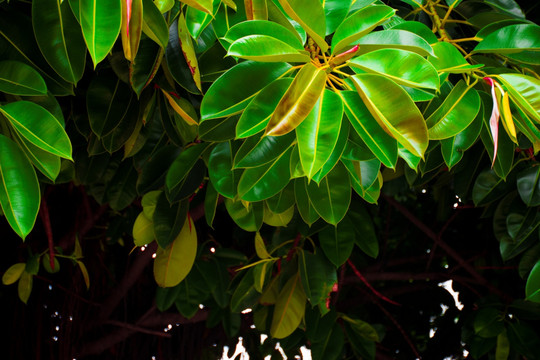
[270,274,306,338]
[276,0,327,52]
[265,63,326,136]
[255,231,271,259]
[177,11,202,92]
[121,0,143,61]
[154,215,198,287]
[161,90,199,126]
[18,271,33,304]
[133,211,155,246]
[2,262,26,285]
[77,260,90,289]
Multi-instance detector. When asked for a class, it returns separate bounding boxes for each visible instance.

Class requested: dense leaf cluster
[0,0,540,358]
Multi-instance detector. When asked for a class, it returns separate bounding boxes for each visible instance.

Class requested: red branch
[347,259,401,306]
[39,198,55,270]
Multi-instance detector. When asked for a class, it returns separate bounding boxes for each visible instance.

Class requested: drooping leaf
[270,274,306,338]
[343,158,380,198]
[496,73,540,124]
[347,202,378,258]
[18,271,33,304]
[0,60,47,96]
[185,5,214,39]
[472,169,513,206]
[295,177,320,226]
[351,74,428,158]
[130,38,164,96]
[296,89,343,179]
[311,119,350,183]
[141,0,169,48]
[323,0,352,35]
[0,101,72,160]
[121,0,143,61]
[265,63,326,136]
[0,135,40,240]
[266,182,295,213]
[331,5,395,54]
[153,215,198,287]
[319,216,355,267]
[79,0,122,67]
[208,141,242,199]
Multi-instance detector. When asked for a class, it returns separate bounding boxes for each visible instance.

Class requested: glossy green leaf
[306,162,351,225]
[474,307,504,338]
[32,0,86,83]
[182,0,213,14]
[266,0,305,45]
[266,182,295,213]
[141,0,169,48]
[235,131,295,168]
[427,80,481,140]
[265,63,326,136]
[294,177,320,226]
[133,211,154,246]
[213,0,247,49]
[517,166,540,207]
[392,21,438,44]
[153,215,197,287]
[80,0,122,67]
[496,73,540,124]
[238,146,293,201]
[0,135,40,240]
[347,202,378,258]
[343,158,380,197]
[525,260,540,302]
[355,29,435,57]
[100,98,140,153]
[270,274,306,338]
[319,216,355,266]
[153,193,188,248]
[12,132,61,181]
[129,38,164,96]
[311,119,350,183]
[472,169,512,206]
[428,42,483,73]
[323,0,352,35]
[351,74,428,158]
[496,330,510,360]
[349,49,439,90]
[121,0,143,61]
[142,190,161,220]
[298,250,336,306]
[0,101,72,160]
[476,19,530,40]
[339,91,397,168]
[198,114,239,142]
[177,11,202,92]
[223,20,304,50]
[228,35,310,63]
[245,0,267,20]
[208,141,242,199]
[311,322,344,360]
[473,24,540,54]
[236,78,293,138]
[2,263,26,285]
[201,61,291,120]
[276,0,328,52]
[331,5,395,54]
[166,143,211,198]
[296,89,343,179]
[0,60,47,96]
[224,198,263,232]
[204,181,219,227]
[185,5,214,39]
[231,268,260,312]
[263,203,294,226]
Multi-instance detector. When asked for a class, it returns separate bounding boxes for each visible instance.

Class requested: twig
[347,259,401,306]
[39,198,55,271]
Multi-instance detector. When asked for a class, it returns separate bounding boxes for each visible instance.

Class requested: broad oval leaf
[324,0,352,35]
[224,20,304,50]
[236,78,293,138]
[32,0,86,83]
[306,161,351,225]
[13,133,61,181]
[331,5,395,54]
[473,24,540,54]
[133,211,154,246]
[349,49,439,90]
[270,274,306,339]
[185,5,214,39]
[355,29,435,57]
[80,0,122,67]
[201,61,291,120]
[392,21,438,44]
[428,42,483,73]
[0,135,40,240]
[263,203,294,227]
[208,140,242,199]
[177,12,201,92]
[0,60,47,95]
[517,166,540,207]
[351,74,428,158]
[343,158,380,197]
[2,263,26,285]
[296,89,343,179]
[266,182,295,213]
[265,63,326,136]
[276,0,328,52]
[153,215,197,287]
[227,35,310,63]
[496,73,540,124]
[166,143,211,198]
[130,38,164,96]
[235,131,295,168]
[0,101,72,159]
[18,271,33,304]
[224,198,264,232]
[294,177,320,226]
[141,0,169,48]
[427,80,481,140]
[319,216,355,267]
[299,250,337,306]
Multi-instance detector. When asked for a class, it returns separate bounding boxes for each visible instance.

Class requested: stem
[428,0,450,40]
[347,259,401,306]
[39,198,55,271]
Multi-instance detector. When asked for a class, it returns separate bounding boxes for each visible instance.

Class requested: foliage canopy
[1,0,540,358]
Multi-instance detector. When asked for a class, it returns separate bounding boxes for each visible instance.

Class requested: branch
[347,259,401,306]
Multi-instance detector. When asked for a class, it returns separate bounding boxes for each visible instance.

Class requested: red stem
[347,259,401,306]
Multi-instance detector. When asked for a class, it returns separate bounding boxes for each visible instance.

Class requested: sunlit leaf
[121,0,143,61]
[270,274,306,338]
[0,60,47,96]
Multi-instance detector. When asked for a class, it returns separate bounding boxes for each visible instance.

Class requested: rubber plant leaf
[245,0,268,20]
[227,35,310,63]
[141,0,169,48]
[0,60,47,96]
[270,274,307,338]
[121,0,143,61]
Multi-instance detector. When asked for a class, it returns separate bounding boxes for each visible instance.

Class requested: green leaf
[472,169,512,206]
[496,73,540,124]
[224,20,304,50]
[182,0,213,14]
[266,182,295,213]
[235,131,295,168]
[474,307,504,338]
[141,0,169,48]
[238,146,293,201]
[296,89,343,179]
[355,29,435,57]
[121,0,143,61]
[343,158,380,198]
[507,322,540,359]
[230,268,260,312]
[331,5,395,54]
[349,49,439,90]
[133,211,155,246]
[311,322,344,360]
[201,61,291,120]
[429,42,483,73]
[208,141,242,199]
[227,35,310,63]
[185,5,214,39]
[473,24,540,54]
[153,215,197,287]
[12,131,61,181]
[2,263,26,285]
[265,63,327,136]
[517,166,540,207]
[1,101,71,160]
[0,135,40,239]
[347,202,378,258]
[80,0,122,67]
[311,119,350,183]
[496,330,510,360]
[276,0,328,52]
[199,114,239,142]
[245,0,267,20]
[153,194,188,248]
[525,260,540,302]
[340,91,397,169]
[224,198,263,231]
[236,78,293,138]
[306,162,351,225]
[18,271,33,304]
[294,177,320,226]
[129,38,164,96]
[0,60,47,95]
[263,203,294,227]
[319,217,355,267]
[204,181,219,228]
[166,143,211,199]
[270,274,306,338]
[323,0,352,35]
[392,21,438,44]
[427,80,481,140]
[141,190,162,220]
[351,74,428,158]
[177,11,202,92]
